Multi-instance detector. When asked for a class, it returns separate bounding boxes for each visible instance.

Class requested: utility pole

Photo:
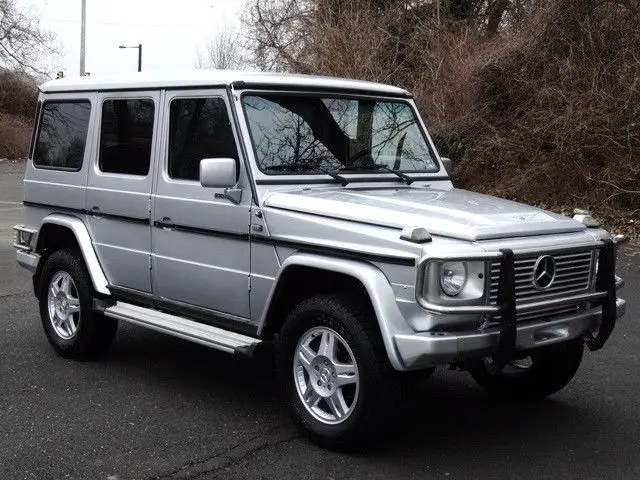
[80,0,86,76]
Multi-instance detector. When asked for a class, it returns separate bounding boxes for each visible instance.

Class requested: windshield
[242,93,439,175]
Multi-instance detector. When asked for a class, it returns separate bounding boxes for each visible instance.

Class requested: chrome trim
[13,243,32,252]
[13,225,38,235]
[13,225,38,252]
[394,298,626,369]
[516,291,607,313]
[415,251,503,314]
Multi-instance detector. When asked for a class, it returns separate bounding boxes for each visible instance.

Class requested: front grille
[489,249,595,323]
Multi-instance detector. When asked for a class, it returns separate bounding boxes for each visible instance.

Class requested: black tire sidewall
[276,294,389,449]
[38,249,112,358]
[470,339,585,401]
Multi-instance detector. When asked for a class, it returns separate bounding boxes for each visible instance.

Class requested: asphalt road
[0,159,638,480]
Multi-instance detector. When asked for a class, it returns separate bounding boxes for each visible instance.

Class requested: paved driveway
[0,159,638,479]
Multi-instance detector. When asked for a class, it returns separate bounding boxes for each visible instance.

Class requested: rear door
[151,89,252,319]
[85,91,160,293]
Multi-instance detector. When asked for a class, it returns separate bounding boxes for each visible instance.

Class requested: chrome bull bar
[415,237,624,365]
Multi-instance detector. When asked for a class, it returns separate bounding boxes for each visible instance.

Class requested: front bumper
[16,250,40,272]
[394,297,626,369]
[398,237,625,369]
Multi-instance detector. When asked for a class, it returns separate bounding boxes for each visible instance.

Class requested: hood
[263,186,586,241]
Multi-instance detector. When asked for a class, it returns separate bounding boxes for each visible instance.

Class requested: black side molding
[23,201,149,225]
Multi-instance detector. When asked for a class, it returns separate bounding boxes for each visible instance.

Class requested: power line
[47,18,213,28]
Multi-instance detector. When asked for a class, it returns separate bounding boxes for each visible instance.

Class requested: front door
[86,91,159,293]
[151,90,252,319]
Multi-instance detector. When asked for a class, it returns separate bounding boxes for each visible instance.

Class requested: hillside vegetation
[0,70,37,159]
[244,0,639,233]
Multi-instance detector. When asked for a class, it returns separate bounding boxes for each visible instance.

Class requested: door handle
[160,217,175,230]
[91,206,101,212]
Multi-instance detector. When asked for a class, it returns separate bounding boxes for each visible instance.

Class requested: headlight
[440,261,468,296]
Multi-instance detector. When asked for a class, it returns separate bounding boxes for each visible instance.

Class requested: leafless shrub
[0,68,37,116]
[0,0,57,74]
[196,29,246,70]
[0,112,31,158]
[451,0,640,213]
[243,0,639,216]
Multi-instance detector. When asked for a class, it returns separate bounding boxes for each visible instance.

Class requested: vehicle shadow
[106,323,604,460]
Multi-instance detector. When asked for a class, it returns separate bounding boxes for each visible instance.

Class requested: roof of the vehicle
[40,70,411,97]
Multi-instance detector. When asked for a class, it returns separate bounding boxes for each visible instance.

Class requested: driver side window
[168,97,238,182]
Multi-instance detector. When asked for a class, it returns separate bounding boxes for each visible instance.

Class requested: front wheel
[469,339,584,401]
[275,294,392,450]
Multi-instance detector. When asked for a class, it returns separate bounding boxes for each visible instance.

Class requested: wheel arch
[258,253,411,370]
[35,214,110,295]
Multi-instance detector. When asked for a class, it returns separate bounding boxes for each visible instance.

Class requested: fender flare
[257,253,414,370]
[36,214,110,295]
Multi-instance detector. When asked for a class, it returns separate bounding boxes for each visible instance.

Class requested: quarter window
[33,100,91,171]
[168,97,238,181]
[99,99,155,176]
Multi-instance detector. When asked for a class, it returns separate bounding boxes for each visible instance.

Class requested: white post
[80,0,86,76]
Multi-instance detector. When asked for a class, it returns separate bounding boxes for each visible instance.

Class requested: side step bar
[103,302,262,355]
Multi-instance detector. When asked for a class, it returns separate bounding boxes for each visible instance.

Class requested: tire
[469,339,584,401]
[38,248,117,359]
[275,293,393,450]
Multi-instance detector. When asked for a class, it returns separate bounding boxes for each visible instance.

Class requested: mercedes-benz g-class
[14,71,626,449]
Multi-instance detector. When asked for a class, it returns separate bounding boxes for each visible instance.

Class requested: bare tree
[0,0,56,73]
[195,29,244,70]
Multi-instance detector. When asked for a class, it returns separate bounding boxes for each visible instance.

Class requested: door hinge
[148,256,152,270]
[247,276,251,292]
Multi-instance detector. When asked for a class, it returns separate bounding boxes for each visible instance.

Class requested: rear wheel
[469,339,584,401]
[38,249,117,359]
[276,293,392,450]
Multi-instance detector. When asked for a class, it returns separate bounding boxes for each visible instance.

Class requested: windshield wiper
[264,163,349,186]
[340,164,414,185]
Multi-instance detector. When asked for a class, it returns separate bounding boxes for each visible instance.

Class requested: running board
[103,302,262,355]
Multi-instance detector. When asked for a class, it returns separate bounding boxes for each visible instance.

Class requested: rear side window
[168,97,238,181]
[33,101,91,171]
[99,99,155,176]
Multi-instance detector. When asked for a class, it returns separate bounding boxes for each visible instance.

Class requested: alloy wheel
[47,271,81,339]
[293,326,359,424]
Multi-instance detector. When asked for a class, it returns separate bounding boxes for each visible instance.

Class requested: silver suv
[14,71,626,449]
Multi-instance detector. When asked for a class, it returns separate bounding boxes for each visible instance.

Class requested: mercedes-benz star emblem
[532,255,556,290]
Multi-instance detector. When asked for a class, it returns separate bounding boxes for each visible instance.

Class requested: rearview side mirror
[441,157,453,177]
[200,158,237,189]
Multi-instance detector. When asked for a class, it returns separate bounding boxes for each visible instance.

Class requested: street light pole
[80,0,86,75]
[119,44,143,72]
